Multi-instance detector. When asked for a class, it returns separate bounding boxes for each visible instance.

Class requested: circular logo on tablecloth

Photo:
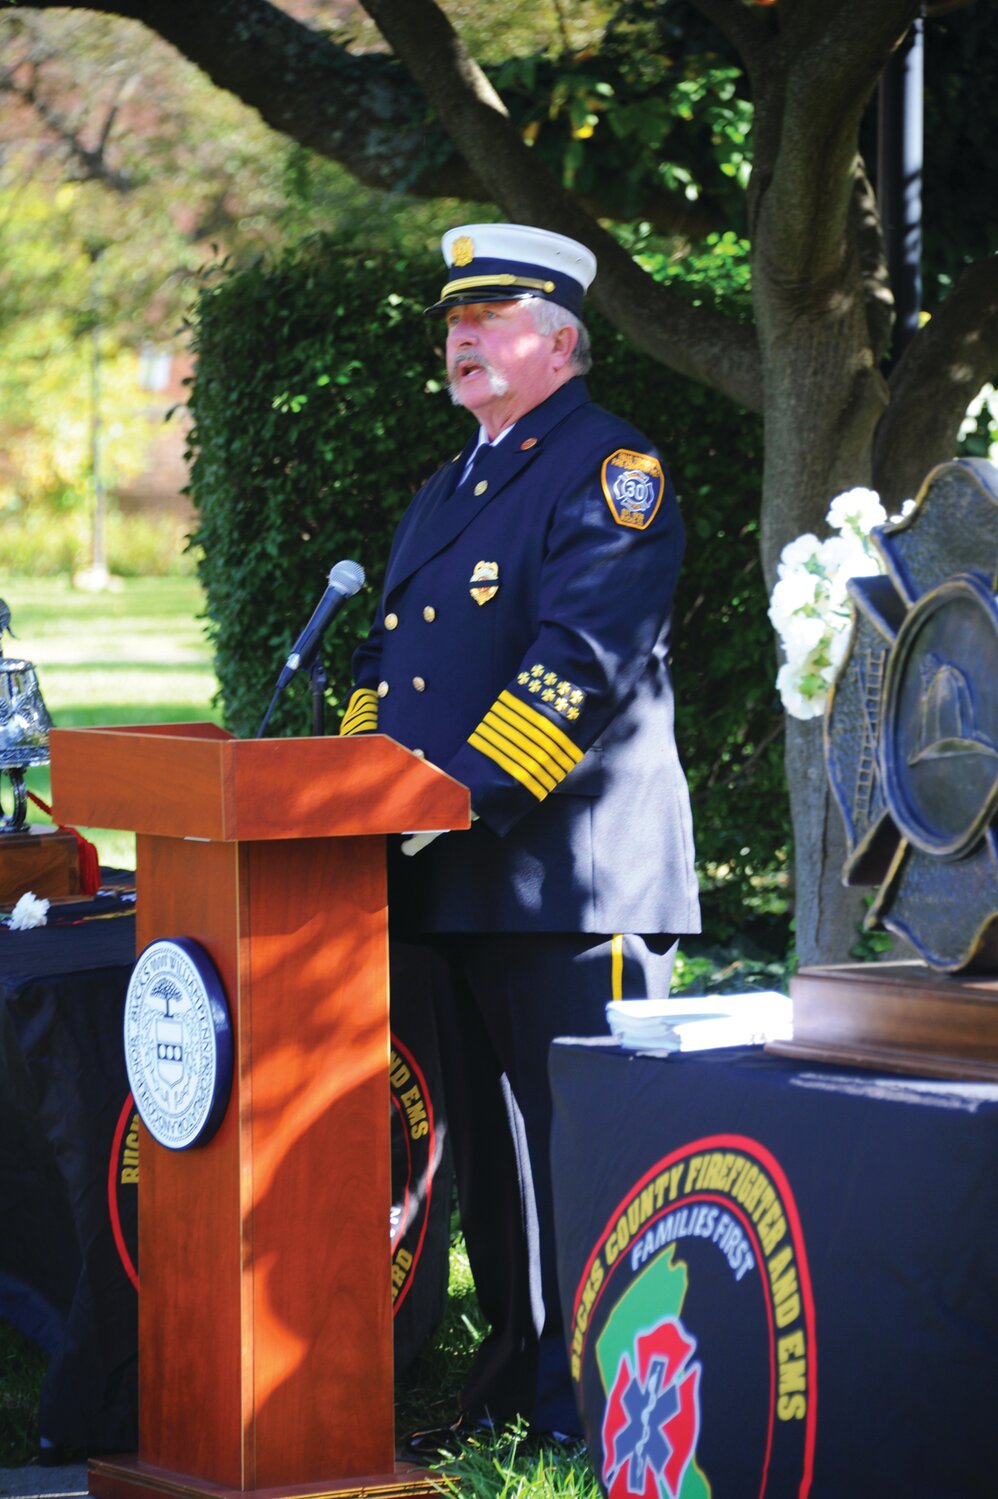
[571,1134,817,1498]
[108,1093,140,1290]
[124,937,233,1151]
[390,1034,438,1315]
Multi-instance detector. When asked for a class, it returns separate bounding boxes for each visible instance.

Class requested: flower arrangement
[768,487,889,720]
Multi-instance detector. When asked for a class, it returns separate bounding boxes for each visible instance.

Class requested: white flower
[959,382,995,439]
[8,892,50,930]
[776,661,826,719]
[961,384,998,462]
[767,569,820,634]
[818,535,872,614]
[825,487,887,536]
[777,533,822,578]
[779,610,829,665]
[826,621,854,668]
[818,532,867,574]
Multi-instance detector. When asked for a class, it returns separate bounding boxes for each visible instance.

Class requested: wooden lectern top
[49,722,470,842]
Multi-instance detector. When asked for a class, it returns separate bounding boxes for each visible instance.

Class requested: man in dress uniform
[339,223,700,1444]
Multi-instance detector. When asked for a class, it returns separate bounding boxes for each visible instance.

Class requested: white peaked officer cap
[424,223,598,319]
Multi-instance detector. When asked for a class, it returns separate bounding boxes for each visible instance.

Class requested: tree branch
[850,157,894,360]
[687,0,773,77]
[754,0,920,283]
[14,0,489,197]
[363,0,762,408]
[0,58,136,191]
[10,0,731,238]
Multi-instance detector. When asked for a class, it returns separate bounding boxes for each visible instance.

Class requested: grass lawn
[2,578,221,869]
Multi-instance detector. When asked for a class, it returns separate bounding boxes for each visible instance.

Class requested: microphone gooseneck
[276,560,366,691]
[256,559,365,737]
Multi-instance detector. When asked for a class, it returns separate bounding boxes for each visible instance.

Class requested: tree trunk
[784,718,867,966]
[753,204,890,961]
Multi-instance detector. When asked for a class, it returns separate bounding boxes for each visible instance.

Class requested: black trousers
[421,932,677,1435]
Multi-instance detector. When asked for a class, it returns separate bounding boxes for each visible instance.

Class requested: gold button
[412,676,426,692]
[412,747,425,759]
[385,612,399,630]
[474,479,489,496]
[377,680,389,698]
[423,606,436,623]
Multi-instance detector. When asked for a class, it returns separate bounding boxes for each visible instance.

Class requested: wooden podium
[49,723,469,1499]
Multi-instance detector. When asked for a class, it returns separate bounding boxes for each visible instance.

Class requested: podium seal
[124,937,233,1150]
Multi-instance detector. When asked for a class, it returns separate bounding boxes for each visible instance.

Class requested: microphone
[277,559,365,691]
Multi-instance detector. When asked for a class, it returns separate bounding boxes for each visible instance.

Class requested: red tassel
[26,790,103,896]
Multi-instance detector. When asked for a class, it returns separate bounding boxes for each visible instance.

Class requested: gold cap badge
[451,235,475,268]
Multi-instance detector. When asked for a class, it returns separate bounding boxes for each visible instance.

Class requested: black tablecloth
[550,1039,998,1499]
[0,901,451,1454]
[0,900,138,1454]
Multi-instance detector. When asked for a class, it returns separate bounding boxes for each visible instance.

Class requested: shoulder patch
[600,449,665,530]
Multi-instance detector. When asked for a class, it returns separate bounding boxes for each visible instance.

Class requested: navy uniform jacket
[341,376,700,937]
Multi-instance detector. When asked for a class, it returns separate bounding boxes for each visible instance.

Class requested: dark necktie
[459,442,491,491]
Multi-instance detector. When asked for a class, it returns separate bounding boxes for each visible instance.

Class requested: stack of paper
[605,991,792,1054]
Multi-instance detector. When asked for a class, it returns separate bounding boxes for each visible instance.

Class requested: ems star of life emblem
[124,937,233,1151]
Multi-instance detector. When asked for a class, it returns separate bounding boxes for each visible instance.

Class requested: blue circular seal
[124,937,233,1151]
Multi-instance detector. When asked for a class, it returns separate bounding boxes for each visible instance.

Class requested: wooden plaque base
[768,962,998,1081]
[89,1456,447,1499]
[0,825,80,904]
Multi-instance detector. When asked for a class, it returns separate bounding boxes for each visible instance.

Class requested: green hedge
[187,236,784,928]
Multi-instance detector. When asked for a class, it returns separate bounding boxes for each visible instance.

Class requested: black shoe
[403,1412,495,1461]
[38,1441,88,1467]
[527,1428,589,1460]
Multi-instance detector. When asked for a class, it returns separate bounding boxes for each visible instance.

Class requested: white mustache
[448,353,510,402]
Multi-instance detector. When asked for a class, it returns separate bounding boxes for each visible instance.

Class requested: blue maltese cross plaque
[825,458,998,973]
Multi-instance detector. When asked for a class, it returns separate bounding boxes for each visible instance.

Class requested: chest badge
[469,560,500,606]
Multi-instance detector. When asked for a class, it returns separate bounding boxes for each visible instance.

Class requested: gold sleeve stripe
[469,731,551,802]
[341,699,378,723]
[482,701,566,773]
[340,688,379,736]
[340,712,378,735]
[474,718,560,793]
[480,710,567,789]
[341,714,379,735]
[467,684,586,801]
[490,701,577,779]
[497,690,583,768]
